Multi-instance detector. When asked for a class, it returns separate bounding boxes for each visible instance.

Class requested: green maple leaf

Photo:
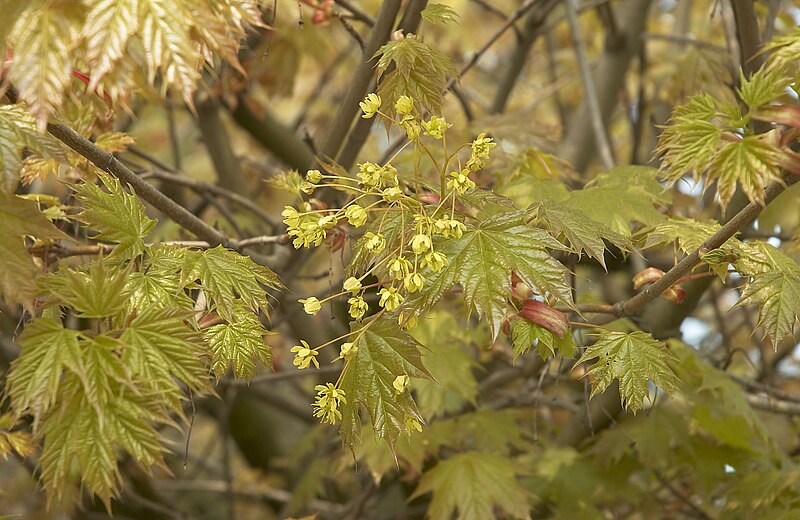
[734,242,800,348]
[564,166,670,236]
[181,245,281,321]
[42,260,131,319]
[0,192,68,306]
[713,135,782,207]
[511,319,576,361]
[737,270,800,348]
[577,331,677,412]
[411,311,479,418]
[39,374,165,509]
[0,103,65,192]
[421,3,460,25]
[339,317,431,451]
[6,318,86,420]
[737,66,792,110]
[374,38,456,118]
[203,302,271,380]
[410,451,530,520]
[120,307,210,394]
[528,199,631,269]
[407,211,572,338]
[0,413,34,460]
[73,173,156,258]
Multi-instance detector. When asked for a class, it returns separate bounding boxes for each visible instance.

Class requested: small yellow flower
[395,95,414,115]
[291,341,320,369]
[348,296,369,320]
[421,115,451,139]
[410,233,432,254]
[382,186,403,203]
[404,414,423,433]
[344,204,368,228]
[378,286,404,312]
[422,251,448,272]
[404,272,425,293]
[393,374,410,394]
[404,120,422,140]
[388,257,412,280]
[317,215,337,230]
[343,276,362,294]
[313,383,347,424]
[364,232,386,253]
[338,342,357,359]
[359,93,381,119]
[471,132,496,159]
[305,169,323,183]
[299,296,321,315]
[300,181,316,194]
[446,170,476,195]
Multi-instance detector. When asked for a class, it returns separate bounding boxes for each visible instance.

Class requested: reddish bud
[632,267,665,290]
[753,104,800,131]
[418,191,442,205]
[501,317,513,336]
[518,299,570,338]
[662,285,686,304]
[511,271,522,287]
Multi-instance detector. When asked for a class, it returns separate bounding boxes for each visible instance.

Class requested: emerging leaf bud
[662,285,686,304]
[512,281,532,302]
[518,299,570,338]
[632,267,665,290]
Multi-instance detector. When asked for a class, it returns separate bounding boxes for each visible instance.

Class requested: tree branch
[318,0,401,163]
[564,0,615,169]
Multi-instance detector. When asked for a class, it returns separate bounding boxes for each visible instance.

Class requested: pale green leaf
[6,318,85,420]
[764,25,800,82]
[577,331,677,412]
[529,200,631,269]
[8,0,75,128]
[339,317,431,450]
[203,303,271,380]
[0,104,66,192]
[410,452,530,520]
[512,319,576,361]
[73,173,156,258]
[656,94,726,183]
[43,261,131,319]
[737,269,800,348]
[120,307,210,393]
[81,0,138,89]
[421,3,460,25]
[713,135,782,207]
[0,192,68,306]
[738,66,792,110]
[182,245,281,321]
[565,166,670,236]
[407,211,572,338]
[139,0,203,105]
[374,38,456,117]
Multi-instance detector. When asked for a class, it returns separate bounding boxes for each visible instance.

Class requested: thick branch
[318,0,401,163]
[196,96,248,196]
[489,0,558,114]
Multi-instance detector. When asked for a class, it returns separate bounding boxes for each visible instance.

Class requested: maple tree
[2,1,800,519]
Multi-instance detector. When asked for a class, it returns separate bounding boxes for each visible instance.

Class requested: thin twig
[333,0,375,26]
[564,0,615,169]
[225,364,341,386]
